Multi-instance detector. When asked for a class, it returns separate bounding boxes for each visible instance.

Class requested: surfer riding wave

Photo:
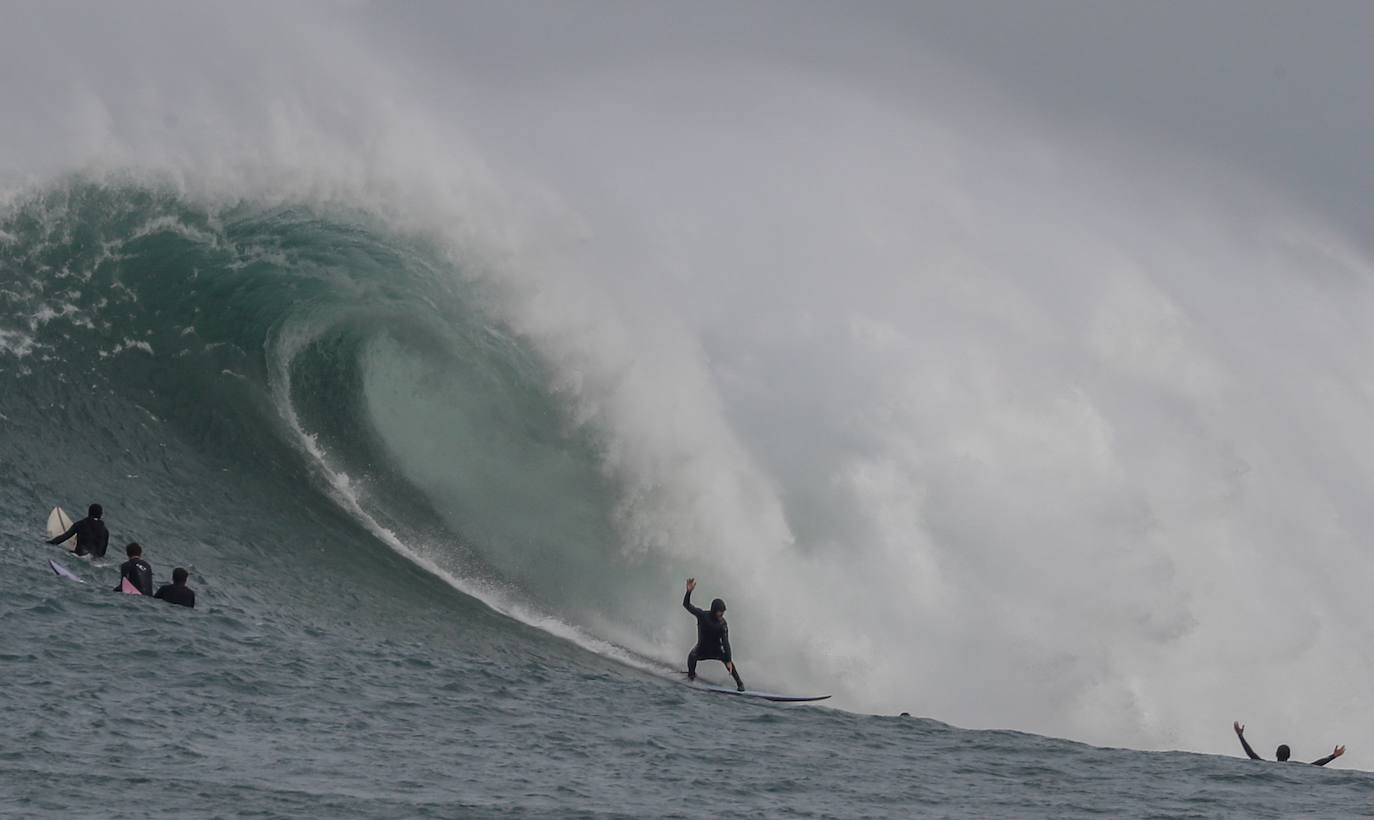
[682,578,744,691]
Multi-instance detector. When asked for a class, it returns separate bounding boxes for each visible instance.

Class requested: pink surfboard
[120,577,142,595]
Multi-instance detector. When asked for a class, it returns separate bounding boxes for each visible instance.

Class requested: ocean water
[3,183,1372,819]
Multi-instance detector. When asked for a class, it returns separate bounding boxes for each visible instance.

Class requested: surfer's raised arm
[1233,722,1342,766]
[683,578,704,616]
[1233,722,1263,760]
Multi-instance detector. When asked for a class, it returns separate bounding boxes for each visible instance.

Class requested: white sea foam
[0,328,36,358]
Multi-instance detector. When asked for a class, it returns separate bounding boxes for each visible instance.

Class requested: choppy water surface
[6,539,1374,818]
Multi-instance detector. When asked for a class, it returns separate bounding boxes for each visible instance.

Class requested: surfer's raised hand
[1332,745,1346,758]
[1233,722,1245,736]
[686,578,696,593]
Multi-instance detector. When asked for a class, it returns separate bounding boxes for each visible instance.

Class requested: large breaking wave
[0,181,657,666]
[6,1,1374,766]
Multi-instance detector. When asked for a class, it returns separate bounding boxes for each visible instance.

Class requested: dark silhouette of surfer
[682,578,744,691]
[1233,721,1345,766]
[48,503,109,558]
[154,567,196,608]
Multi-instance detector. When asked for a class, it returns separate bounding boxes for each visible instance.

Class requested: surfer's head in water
[126,542,142,557]
[710,598,727,619]
[1275,744,1291,761]
[154,567,196,608]
[88,503,102,519]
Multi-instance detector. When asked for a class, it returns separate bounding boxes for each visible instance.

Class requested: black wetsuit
[154,583,195,608]
[683,589,744,689]
[49,517,109,558]
[115,558,153,596]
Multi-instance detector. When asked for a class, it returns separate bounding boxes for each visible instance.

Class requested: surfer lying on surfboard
[683,578,745,691]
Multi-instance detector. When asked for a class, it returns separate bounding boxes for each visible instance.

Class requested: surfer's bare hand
[1333,745,1346,758]
[1233,722,1245,736]
[686,578,696,592]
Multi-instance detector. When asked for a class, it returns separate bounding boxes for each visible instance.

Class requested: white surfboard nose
[46,505,74,547]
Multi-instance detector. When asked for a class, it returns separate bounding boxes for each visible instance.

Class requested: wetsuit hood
[88,503,102,519]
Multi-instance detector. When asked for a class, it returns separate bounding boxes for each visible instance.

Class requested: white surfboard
[46,506,75,551]
[48,558,85,583]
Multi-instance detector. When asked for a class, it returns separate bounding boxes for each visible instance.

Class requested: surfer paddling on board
[683,578,745,691]
[114,543,154,596]
[1233,722,1345,766]
[48,503,109,558]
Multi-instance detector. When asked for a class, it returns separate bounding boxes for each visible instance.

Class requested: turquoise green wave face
[0,179,645,622]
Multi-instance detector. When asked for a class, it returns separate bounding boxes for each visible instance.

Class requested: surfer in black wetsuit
[114,542,154,596]
[1233,722,1345,766]
[154,567,196,608]
[48,503,110,558]
[683,578,745,691]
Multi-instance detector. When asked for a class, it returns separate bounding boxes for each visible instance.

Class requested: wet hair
[88,503,103,519]
[126,542,142,557]
[1276,744,1291,761]
[710,598,727,614]
[172,567,189,584]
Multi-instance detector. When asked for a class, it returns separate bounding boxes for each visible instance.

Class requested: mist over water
[4,0,1374,769]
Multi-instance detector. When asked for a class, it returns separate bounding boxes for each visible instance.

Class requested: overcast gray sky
[351,0,1374,248]
[872,1,1374,242]
[6,0,1372,242]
